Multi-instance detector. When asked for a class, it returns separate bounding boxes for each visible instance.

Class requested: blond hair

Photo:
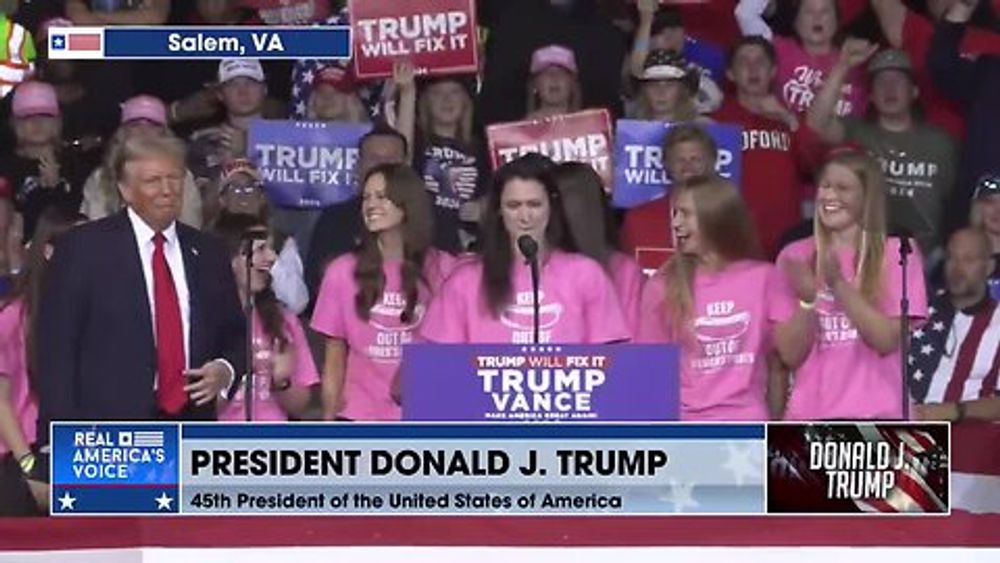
[661,176,761,338]
[813,152,887,304]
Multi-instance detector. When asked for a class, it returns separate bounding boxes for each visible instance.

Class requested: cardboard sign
[487,109,614,190]
[248,120,371,208]
[613,119,742,209]
[350,0,478,79]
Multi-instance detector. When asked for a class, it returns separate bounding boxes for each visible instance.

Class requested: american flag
[909,290,1000,403]
[851,425,948,513]
[289,7,387,122]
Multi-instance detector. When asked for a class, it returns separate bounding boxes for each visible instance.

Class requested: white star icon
[913,369,924,381]
[295,101,306,115]
[292,84,301,97]
[928,306,936,315]
[303,70,314,83]
[58,491,77,511]
[921,343,934,355]
[913,329,924,339]
[932,321,946,332]
[721,442,760,486]
[908,355,915,365]
[154,492,174,511]
[663,479,699,513]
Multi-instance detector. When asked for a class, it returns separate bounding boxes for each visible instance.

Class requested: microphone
[517,235,539,261]
[516,235,541,345]
[888,224,914,255]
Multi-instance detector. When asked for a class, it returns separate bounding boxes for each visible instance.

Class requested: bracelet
[17,452,36,476]
[955,401,966,422]
[798,299,816,311]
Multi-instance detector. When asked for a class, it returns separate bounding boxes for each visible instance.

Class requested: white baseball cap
[218,59,265,84]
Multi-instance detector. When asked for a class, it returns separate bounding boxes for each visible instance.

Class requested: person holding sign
[636,176,789,420]
[774,151,927,420]
[620,124,719,257]
[212,216,317,422]
[311,164,455,421]
[420,155,630,345]
[629,49,715,124]
[552,162,642,335]
[394,62,486,253]
[526,45,583,120]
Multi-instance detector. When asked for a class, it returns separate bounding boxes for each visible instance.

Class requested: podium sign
[402,344,679,421]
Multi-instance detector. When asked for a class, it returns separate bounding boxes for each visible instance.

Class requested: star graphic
[154,492,174,511]
[664,479,698,513]
[295,101,306,115]
[921,343,933,355]
[721,442,760,486]
[932,321,946,332]
[303,70,314,83]
[913,369,924,381]
[52,35,66,49]
[908,355,915,365]
[913,329,924,339]
[928,305,936,315]
[58,491,77,511]
[292,84,301,97]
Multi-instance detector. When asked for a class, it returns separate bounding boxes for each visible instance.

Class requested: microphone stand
[243,239,255,422]
[899,235,912,421]
[529,257,540,345]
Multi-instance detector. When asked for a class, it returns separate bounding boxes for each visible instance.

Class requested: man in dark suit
[33,133,246,436]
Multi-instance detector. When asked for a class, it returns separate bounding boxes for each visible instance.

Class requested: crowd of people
[0,0,999,516]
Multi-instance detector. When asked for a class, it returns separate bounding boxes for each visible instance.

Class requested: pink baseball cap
[12,81,60,119]
[530,45,578,75]
[121,95,167,126]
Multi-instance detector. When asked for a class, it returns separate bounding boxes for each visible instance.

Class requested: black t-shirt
[413,134,488,253]
[0,151,89,241]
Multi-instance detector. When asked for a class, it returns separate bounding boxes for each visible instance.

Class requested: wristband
[955,401,966,422]
[17,452,36,476]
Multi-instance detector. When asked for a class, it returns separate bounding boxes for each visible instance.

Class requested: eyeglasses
[222,181,263,196]
[973,174,1000,200]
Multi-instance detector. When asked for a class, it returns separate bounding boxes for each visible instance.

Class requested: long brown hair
[551,162,617,269]
[526,74,582,117]
[661,176,761,338]
[212,214,289,351]
[479,155,574,316]
[353,163,434,323]
[2,207,85,384]
[813,151,887,304]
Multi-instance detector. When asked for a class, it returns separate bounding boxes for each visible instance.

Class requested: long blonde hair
[525,74,582,117]
[813,151,887,304]
[661,176,761,339]
[635,82,698,122]
[417,84,474,146]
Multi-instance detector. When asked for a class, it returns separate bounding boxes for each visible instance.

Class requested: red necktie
[152,232,187,414]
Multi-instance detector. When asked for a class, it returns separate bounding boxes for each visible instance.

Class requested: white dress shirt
[128,207,192,368]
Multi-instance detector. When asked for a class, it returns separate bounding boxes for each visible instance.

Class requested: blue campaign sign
[613,120,742,209]
[51,423,180,515]
[401,344,680,422]
[248,120,372,208]
[103,27,351,59]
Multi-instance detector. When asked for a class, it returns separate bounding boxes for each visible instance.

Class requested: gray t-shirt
[843,119,956,255]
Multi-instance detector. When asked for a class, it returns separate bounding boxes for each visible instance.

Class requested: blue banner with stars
[51,423,180,515]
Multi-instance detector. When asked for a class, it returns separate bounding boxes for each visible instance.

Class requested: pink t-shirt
[311,249,455,420]
[636,261,788,421]
[219,308,320,422]
[774,36,866,117]
[0,300,37,454]
[774,237,928,420]
[609,252,643,336]
[420,250,631,344]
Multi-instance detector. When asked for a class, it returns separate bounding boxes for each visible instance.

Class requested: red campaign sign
[635,247,674,277]
[487,109,614,190]
[349,0,478,80]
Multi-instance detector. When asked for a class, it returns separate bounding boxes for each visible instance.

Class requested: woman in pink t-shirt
[0,208,83,515]
[636,177,792,420]
[774,151,927,420]
[420,156,630,344]
[736,0,867,117]
[213,216,318,422]
[552,162,643,335]
[311,164,454,421]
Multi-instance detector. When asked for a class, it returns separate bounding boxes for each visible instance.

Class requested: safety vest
[0,14,36,98]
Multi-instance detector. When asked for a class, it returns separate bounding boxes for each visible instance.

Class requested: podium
[401,344,679,421]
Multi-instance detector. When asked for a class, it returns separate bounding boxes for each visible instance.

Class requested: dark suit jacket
[35,211,246,442]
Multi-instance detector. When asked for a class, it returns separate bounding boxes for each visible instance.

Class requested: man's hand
[183,360,232,405]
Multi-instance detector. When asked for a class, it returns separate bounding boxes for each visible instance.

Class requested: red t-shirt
[713,98,804,259]
[620,197,672,259]
[903,12,1000,140]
